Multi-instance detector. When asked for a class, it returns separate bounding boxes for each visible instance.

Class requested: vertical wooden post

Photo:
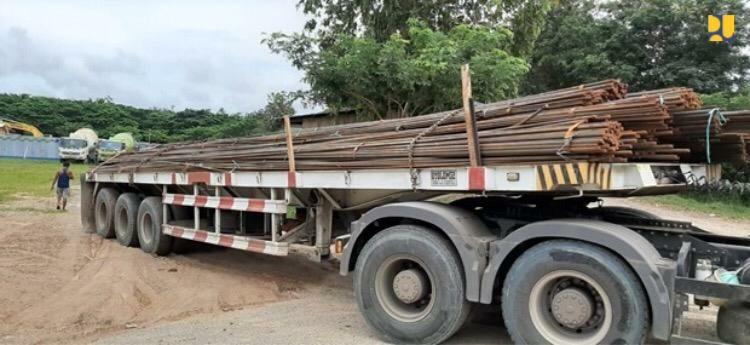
[461,64,482,167]
[283,115,296,173]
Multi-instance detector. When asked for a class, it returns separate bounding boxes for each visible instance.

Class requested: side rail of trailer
[86,162,719,194]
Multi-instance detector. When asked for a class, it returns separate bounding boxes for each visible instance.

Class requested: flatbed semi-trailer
[81,161,750,344]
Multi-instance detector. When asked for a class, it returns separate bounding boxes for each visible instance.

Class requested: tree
[297,0,553,57]
[257,91,301,130]
[267,20,528,118]
[701,87,750,110]
[523,0,750,94]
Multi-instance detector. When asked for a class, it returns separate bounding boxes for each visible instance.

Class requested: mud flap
[80,174,96,233]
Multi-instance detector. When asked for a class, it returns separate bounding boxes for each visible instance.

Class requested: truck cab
[59,128,98,163]
[97,139,125,162]
[58,137,90,161]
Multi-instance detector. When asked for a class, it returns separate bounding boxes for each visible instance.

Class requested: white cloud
[0,0,308,113]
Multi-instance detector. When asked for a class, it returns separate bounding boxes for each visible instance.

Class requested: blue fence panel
[0,136,60,160]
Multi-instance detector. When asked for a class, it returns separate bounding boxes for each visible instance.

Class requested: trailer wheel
[717,301,750,344]
[354,225,471,344]
[114,193,140,247]
[502,240,648,345]
[137,197,172,255]
[94,188,118,238]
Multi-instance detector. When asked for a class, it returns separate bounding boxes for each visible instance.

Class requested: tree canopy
[523,0,750,94]
[267,20,528,118]
[296,0,553,57]
[0,92,295,142]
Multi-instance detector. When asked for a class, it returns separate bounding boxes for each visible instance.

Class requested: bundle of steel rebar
[94,80,747,174]
[670,108,726,140]
[723,110,750,134]
[676,133,750,165]
[663,109,750,164]
[96,116,627,172]
[626,87,702,112]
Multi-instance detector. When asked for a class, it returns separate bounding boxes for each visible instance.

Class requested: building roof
[289,108,357,124]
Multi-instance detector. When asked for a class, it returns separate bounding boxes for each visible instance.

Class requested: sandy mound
[0,197,336,345]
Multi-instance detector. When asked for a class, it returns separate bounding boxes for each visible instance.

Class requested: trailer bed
[87,162,719,197]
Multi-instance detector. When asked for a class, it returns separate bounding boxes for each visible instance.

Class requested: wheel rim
[374,255,435,322]
[529,270,612,345]
[141,212,154,245]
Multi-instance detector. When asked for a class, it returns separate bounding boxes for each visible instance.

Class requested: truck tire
[114,193,140,247]
[354,225,471,344]
[502,240,648,345]
[717,301,750,344]
[94,188,118,238]
[137,196,172,255]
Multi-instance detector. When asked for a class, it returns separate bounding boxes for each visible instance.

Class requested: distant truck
[97,132,135,162]
[58,128,98,163]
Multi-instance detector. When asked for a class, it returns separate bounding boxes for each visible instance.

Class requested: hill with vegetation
[0,92,296,143]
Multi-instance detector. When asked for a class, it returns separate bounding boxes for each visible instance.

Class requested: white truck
[59,128,98,162]
[79,159,750,344]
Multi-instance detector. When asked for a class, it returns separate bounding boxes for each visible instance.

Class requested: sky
[0,0,308,113]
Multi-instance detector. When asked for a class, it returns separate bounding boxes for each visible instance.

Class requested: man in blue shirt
[51,161,74,211]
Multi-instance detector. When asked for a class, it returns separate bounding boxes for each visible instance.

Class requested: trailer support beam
[271,188,280,242]
[315,199,333,258]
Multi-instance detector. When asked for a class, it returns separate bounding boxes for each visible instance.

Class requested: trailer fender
[480,219,676,341]
[340,201,497,302]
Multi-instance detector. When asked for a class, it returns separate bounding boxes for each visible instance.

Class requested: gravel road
[92,274,514,345]
[94,288,511,345]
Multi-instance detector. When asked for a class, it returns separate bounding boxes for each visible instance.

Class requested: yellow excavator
[0,118,44,138]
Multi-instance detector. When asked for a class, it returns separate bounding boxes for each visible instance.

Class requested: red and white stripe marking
[163,225,288,256]
[163,194,287,214]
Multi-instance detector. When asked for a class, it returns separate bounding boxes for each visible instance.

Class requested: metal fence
[0,135,59,160]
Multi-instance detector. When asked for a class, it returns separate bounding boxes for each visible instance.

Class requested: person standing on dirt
[51,161,74,210]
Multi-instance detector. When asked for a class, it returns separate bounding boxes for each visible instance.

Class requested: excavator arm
[0,118,43,138]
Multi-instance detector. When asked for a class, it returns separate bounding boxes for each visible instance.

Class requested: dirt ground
[0,191,746,344]
[0,189,345,345]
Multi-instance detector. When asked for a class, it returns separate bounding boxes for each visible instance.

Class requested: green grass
[0,158,89,203]
[642,194,750,220]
